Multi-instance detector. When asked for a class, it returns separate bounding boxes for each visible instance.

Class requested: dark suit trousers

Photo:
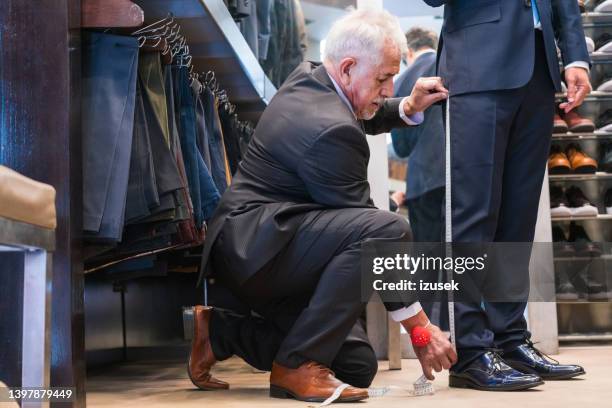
[449,32,555,370]
[209,208,412,387]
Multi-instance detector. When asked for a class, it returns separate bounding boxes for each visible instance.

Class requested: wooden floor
[87,345,612,408]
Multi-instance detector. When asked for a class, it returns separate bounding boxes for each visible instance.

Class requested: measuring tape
[445,97,456,346]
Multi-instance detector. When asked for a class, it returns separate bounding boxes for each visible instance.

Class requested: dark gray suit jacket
[198,61,410,286]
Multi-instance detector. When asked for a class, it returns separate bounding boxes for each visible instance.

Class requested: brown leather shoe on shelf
[566,143,598,174]
[188,306,229,390]
[564,111,595,133]
[553,113,568,134]
[548,145,572,174]
[270,361,369,403]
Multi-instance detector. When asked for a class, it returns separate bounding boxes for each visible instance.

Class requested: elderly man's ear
[339,58,357,85]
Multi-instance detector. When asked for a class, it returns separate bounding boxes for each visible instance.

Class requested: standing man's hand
[560,67,592,113]
[404,77,448,115]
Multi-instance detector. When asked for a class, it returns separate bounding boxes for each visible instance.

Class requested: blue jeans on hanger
[173,66,220,225]
[82,32,139,242]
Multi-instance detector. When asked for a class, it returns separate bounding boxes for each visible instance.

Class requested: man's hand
[404,77,448,116]
[390,191,406,208]
[560,67,591,113]
[412,324,457,380]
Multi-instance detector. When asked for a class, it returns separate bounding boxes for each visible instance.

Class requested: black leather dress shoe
[449,351,543,391]
[504,341,585,380]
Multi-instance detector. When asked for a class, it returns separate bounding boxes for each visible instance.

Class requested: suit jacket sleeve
[552,0,590,66]
[298,123,375,208]
[362,97,411,135]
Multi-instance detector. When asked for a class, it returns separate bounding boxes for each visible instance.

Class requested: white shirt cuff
[565,61,590,73]
[389,302,423,322]
[399,97,424,125]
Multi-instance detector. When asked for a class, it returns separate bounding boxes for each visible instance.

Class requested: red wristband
[410,325,431,347]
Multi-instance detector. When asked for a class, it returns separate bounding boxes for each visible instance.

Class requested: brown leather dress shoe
[270,361,369,403]
[548,145,572,174]
[566,143,598,174]
[564,111,595,133]
[553,114,568,134]
[188,306,229,390]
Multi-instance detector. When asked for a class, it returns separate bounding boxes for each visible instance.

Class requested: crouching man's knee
[365,210,412,242]
[332,342,379,388]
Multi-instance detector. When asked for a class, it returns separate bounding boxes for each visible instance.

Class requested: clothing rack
[82,14,255,273]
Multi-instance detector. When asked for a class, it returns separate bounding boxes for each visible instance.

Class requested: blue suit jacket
[391,52,445,199]
[424,0,590,95]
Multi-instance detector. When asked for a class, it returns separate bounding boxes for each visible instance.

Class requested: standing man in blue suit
[424,0,590,390]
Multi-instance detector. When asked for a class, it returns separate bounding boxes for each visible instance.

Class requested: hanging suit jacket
[197,61,411,286]
[425,0,589,95]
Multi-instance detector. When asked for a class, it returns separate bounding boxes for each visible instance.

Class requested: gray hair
[323,9,408,66]
[405,27,438,51]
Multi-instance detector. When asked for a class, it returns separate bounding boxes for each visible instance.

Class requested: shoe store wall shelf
[582,12,612,25]
[552,214,612,221]
[558,333,612,342]
[554,254,612,261]
[549,172,612,181]
[590,53,612,63]
[132,0,277,122]
[549,2,612,342]
[552,132,612,140]
[556,91,612,102]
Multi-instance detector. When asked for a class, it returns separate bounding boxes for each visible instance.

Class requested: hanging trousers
[82,32,139,241]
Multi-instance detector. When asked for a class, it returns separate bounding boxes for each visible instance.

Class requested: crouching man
[190,9,455,403]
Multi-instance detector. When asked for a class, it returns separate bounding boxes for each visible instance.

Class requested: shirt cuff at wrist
[389,302,423,322]
[399,97,424,125]
[565,61,590,73]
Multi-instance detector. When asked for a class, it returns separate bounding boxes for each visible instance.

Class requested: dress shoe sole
[551,206,573,218]
[187,357,229,391]
[449,375,544,391]
[588,293,609,301]
[549,165,572,175]
[511,366,586,380]
[572,165,598,174]
[540,371,585,380]
[556,294,579,301]
[569,124,596,133]
[570,205,599,217]
[553,127,568,134]
[269,384,368,402]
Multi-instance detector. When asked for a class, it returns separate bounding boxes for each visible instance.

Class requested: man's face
[349,41,401,120]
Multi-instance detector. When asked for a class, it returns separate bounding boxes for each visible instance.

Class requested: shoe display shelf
[553,132,612,141]
[547,8,612,342]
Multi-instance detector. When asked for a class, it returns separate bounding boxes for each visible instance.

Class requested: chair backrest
[0,165,57,230]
